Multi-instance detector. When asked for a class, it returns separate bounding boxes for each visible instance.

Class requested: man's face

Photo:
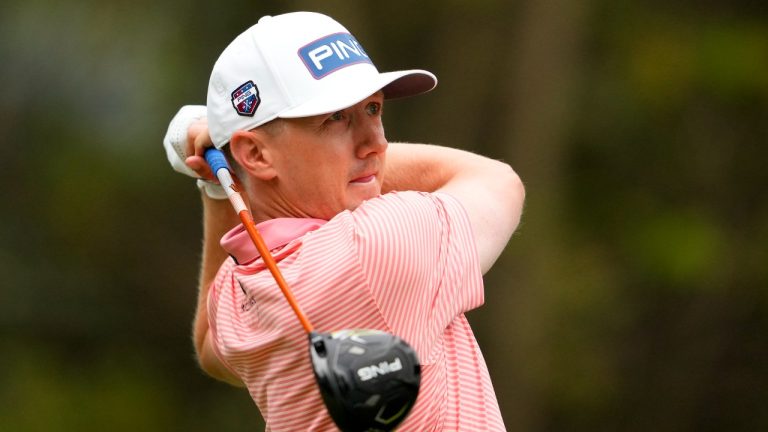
[267,92,388,220]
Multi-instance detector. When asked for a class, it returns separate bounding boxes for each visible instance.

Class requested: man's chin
[347,191,382,211]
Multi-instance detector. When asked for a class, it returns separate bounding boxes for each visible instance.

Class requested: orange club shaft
[238,210,314,333]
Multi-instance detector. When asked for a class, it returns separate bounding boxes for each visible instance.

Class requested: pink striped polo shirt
[208,191,505,431]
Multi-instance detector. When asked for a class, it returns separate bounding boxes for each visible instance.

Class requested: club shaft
[237,209,314,333]
[205,148,314,333]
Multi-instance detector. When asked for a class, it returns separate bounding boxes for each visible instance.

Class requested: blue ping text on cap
[298,33,373,80]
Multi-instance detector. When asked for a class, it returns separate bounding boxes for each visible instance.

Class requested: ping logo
[298,32,372,79]
[357,357,403,382]
[231,80,260,117]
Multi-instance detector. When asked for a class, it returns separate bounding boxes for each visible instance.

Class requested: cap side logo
[231,80,260,117]
[298,32,373,80]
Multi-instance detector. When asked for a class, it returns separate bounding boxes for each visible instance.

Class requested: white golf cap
[206,12,437,148]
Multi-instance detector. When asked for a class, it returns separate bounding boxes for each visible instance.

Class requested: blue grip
[204,147,229,175]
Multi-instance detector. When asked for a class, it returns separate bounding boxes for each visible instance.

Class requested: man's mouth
[350,174,376,184]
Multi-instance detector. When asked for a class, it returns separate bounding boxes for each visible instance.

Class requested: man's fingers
[185,155,216,181]
[193,129,213,158]
[186,118,212,158]
[184,118,217,181]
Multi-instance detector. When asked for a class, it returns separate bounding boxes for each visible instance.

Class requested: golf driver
[204,148,421,432]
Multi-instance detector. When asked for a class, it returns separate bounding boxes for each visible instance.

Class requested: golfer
[163,11,524,431]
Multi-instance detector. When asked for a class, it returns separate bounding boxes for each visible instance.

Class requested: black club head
[309,329,421,432]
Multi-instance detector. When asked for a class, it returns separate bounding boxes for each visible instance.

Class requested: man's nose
[354,117,388,159]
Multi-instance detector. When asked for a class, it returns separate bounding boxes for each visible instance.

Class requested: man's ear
[229,130,277,181]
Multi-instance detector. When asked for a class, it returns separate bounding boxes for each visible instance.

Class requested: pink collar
[220,218,327,265]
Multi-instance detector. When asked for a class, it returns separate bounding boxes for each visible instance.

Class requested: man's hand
[163,105,226,199]
[183,117,217,182]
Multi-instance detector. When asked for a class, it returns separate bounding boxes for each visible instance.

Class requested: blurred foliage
[1,0,766,431]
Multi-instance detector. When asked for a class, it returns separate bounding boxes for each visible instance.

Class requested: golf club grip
[204,147,229,176]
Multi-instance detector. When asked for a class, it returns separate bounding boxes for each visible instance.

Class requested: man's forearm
[383,142,480,193]
[192,194,240,356]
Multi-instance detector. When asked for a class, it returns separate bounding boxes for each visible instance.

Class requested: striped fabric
[208,191,506,431]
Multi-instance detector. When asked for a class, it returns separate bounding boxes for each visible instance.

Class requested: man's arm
[183,119,244,386]
[192,194,244,387]
[382,143,525,274]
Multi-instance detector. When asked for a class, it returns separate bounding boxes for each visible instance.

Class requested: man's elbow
[499,162,525,234]
[195,332,245,387]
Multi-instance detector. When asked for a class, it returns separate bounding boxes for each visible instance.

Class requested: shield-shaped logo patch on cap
[231,80,260,117]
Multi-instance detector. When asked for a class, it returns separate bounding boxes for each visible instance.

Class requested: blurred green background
[1,0,766,431]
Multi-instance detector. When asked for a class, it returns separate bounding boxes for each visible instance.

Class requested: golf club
[204,148,421,432]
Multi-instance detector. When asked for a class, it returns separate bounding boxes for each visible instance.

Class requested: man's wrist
[196,179,228,200]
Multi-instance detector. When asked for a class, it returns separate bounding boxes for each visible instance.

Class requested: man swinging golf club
[163,11,525,431]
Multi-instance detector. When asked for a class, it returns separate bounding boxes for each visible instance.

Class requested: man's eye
[365,103,381,116]
[328,111,344,121]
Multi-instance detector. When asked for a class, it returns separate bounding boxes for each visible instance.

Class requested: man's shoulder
[354,190,466,223]
[354,190,461,215]
[323,190,468,241]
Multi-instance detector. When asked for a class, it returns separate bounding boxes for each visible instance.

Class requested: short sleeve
[206,258,242,376]
[351,191,484,361]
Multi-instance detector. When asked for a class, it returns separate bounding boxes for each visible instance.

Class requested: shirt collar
[220,217,327,265]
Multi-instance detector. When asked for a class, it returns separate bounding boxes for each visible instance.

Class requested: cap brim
[278,69,436,119]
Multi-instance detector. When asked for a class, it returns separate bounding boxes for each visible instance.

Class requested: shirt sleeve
[351,191,484,362]
[206,258,242,377]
